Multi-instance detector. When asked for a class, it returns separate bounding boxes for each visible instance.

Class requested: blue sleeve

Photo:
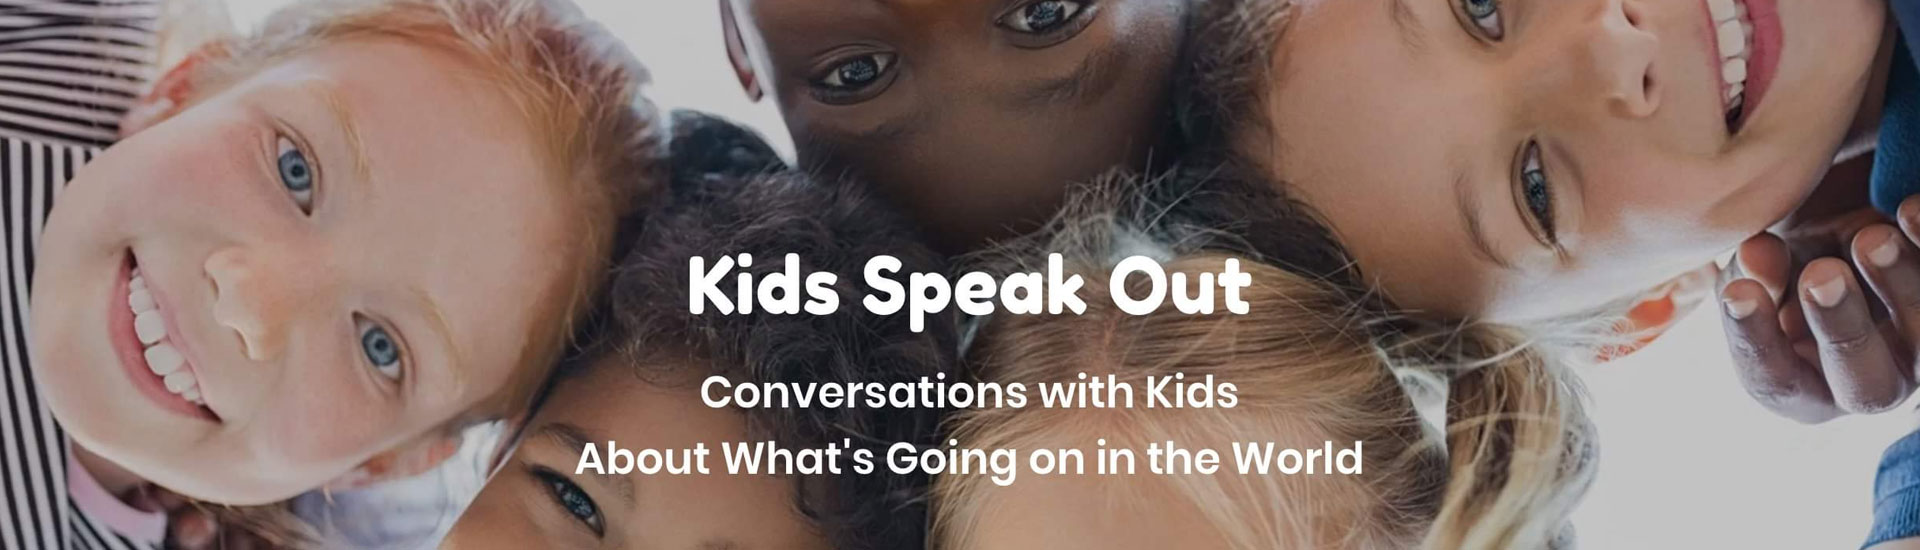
[1874,36,1920,216]
[1865,428,1920,548]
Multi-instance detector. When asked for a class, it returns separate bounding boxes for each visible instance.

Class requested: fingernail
[1808,276,1849,308]
[1871,230,1903,268]
[1724,296,1758,320]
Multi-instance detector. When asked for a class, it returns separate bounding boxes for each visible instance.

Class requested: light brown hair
[934,177,1596,549]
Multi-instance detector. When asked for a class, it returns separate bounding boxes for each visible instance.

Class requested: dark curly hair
[573,111,959,550]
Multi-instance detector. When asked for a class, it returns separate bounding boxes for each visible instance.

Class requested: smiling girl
[1181,0,1890,323]
[0,0,661,547]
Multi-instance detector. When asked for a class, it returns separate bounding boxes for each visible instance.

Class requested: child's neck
[1839,18,1902,163]
[73,443,148,501]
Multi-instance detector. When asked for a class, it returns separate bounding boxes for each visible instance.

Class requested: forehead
[1260,0,1510,315]
[244,40,575,400]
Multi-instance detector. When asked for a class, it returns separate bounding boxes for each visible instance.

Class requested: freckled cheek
[85,112,276,227]
[246,360,402,468]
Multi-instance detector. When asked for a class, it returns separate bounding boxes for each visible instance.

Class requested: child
[717,0,1192,250]
[935,172,1596,549]
[441,113,958,550]
[1,0,661,547]
[1174,0,1890,324]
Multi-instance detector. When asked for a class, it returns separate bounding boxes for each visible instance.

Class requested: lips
[108,251,219,422]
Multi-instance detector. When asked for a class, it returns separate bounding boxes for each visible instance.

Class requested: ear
[326,432,464,491]
[718,0,764,102]
[120,42,230,139]
[1597,262,1719,361]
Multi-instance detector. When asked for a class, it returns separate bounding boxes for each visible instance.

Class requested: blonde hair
[934,179,1596,550]
[162,0,661,543]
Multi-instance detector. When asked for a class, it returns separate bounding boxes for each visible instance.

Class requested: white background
[227,1,1920,547]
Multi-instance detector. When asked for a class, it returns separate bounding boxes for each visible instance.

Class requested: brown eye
[534,467,604,537]
[1002,0,1084,33]
[999,0,1097,48]
[819,53,895,90]
[809,52,899,105]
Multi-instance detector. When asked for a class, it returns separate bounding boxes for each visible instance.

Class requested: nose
[1549,0,1661,119]
[205,246,322,361]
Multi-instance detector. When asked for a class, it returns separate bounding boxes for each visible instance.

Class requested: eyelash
[1454,0,1506,41]
[1516,140,1558,245]
[998,0,1096,48]
[354,315,405,381]
[533,467,604,537]
[274,134,318,215]
[808,50,899,105]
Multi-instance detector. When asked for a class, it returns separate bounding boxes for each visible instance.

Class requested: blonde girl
[935,173,1598,549]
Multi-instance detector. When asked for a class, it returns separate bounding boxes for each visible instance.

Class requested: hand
[125,485,282,549]
[1719,196,1920,423]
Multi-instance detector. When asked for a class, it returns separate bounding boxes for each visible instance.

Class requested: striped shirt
[0,1,159,549]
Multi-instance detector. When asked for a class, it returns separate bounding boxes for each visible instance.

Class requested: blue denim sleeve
[1866,428,1920,549]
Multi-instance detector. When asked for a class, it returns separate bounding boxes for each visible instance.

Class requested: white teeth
[1708,0,1736,21]
[128,287,154,314]
[144,343,183,376]
[1723,58,1748,85]
[134,311,165,345]
[1710,0,1754,125]
[1717,19,1747,58]
[164,371,195,393]
[126,269,202,406]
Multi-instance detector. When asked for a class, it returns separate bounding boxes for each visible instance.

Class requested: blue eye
[355,316,402,379]
[534,468,604,536]
[1458,0,1504,40]
[276,137,315,213]
[1519,141,1557,243]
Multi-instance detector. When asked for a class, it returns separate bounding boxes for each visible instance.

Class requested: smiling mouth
[1708,0,1779,134]
[110,252,220,422]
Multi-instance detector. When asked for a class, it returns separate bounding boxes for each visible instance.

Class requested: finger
[1720,277,1842,423]
[1737,232,1793,303]
[1800,258,1909,414]
[1855,225,1920,365]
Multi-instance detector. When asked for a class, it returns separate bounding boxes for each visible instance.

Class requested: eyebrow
[307,83,372,184]
[1454,167,1514,269]
[409,286,460,388]
[539,422,638,505]
[1388,0,1428,54]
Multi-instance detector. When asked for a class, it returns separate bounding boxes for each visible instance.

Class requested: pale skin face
[30,38,575,504]
[441,360,831,549]
[724,0,1188,250]
[1254,0,1886,321]
[954,469,1234,550]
